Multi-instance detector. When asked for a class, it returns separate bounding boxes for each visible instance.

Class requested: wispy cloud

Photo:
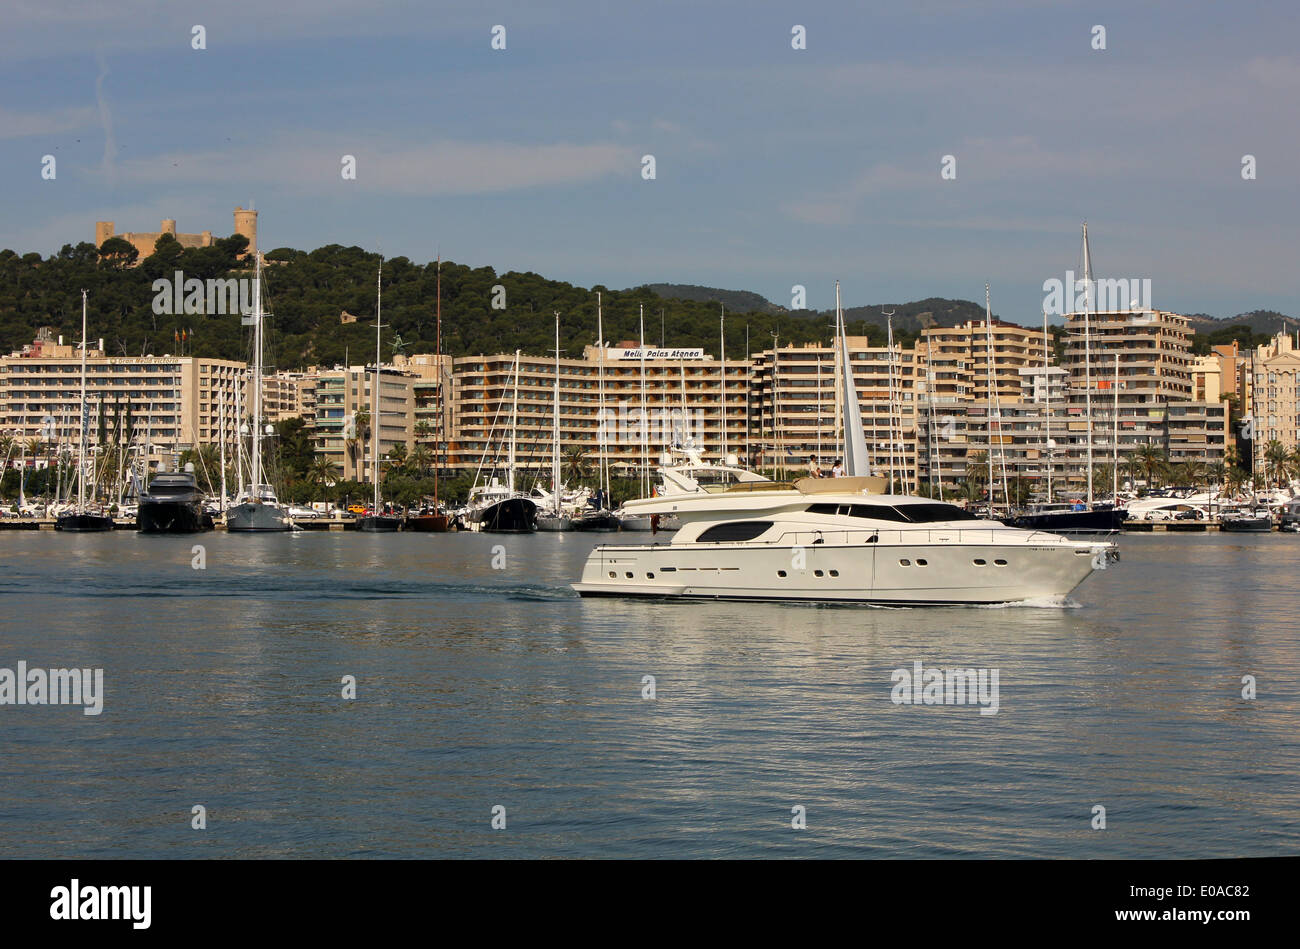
[104,137,635,196]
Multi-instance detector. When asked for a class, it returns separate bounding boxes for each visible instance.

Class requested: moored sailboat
[357,260,403,532]
[56,290,114,532]
[228,253,294,532]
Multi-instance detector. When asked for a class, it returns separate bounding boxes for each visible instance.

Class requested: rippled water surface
[1,530,1297,858]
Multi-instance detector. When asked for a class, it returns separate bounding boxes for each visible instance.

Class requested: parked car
[287,505,318,519]
[346,504,368,515]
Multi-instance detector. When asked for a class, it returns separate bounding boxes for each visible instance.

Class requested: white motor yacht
[573,478,1119,605]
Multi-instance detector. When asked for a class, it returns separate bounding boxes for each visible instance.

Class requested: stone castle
[94,207,257,260]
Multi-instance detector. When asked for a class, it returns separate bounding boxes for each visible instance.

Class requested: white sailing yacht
[357,260,403,531]
[55,290,114,531]
[228,253,294,531]
[537,312,576,530]
[572,282,1120,605]
[461,350,538,532]
[573,293,620,531]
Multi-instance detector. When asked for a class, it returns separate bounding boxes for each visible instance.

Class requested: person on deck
[830,459,845,478]
[808,455,822,478]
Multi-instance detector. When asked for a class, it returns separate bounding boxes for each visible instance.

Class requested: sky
[2,0,1298,325]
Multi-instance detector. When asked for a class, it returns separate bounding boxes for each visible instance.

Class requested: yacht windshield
[805,502,978,523]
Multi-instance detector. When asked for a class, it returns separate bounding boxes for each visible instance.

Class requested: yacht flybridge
[572,482,1118,605]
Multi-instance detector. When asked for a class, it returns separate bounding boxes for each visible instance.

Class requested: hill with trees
[1,235,1291,365]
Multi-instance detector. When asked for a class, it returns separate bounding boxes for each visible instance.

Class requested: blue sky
[2,0,1297,324]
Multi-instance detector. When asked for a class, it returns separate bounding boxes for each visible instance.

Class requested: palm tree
[563,445,592,483]
[310,456,340,489]
[1207,461,1226,494]
[179,443,221,494]
[1226,467,1249,499]
[1134,444,1166,488]
[965,450,989,501]
[1264,439,1292,486]
[413,419,433,443]
[346,408,370,466]
[406,444,432,477]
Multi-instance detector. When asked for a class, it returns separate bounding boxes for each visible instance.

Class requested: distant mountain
[637,283,784,315]
[1183,310,1297,335]
[827,298,994,333]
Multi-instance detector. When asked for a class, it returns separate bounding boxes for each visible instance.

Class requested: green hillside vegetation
[0,236,1289,365]
[1,237,897,368]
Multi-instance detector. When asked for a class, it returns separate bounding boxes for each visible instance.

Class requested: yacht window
[806,503,839,516]
[829,570,839,577]
[897,503,980,523]
[697,521,773,543]
[973,559,987,566]
[849,504,911,522]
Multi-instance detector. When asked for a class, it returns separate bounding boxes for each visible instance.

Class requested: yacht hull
[226,502,295,532]
[536,514,574,531]
[1007,508,1127,533]
[137,501,213,534]
[406,514,450,532]
[572,511,621,532]
[356,515,403,532]
[54,513,116,532]
[573,537,1116,605]
[471,498,537,533]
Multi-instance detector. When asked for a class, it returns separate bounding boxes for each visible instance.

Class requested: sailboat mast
[508,350,520,494]
[1113,352,1119,500]
[834,283,844,462]
[77,290,88,513]
[639,304,648,497]
[251,253,263,494]
[234,370,244,496]
[553,312,561,515]
[219,388,227,512]
[1082,222,1094,506]
[985,284,995,510]
[887,311,897,491]
[596,293,608,501]
[1044,310,1052,505]
[434,256,441,508]
[373,260,382,512]
[719,304,727,459]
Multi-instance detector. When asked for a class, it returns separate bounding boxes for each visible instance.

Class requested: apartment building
[917,319,1052,403]
[1,330,245,470]
[749,339,919,483]
[312,366,417,483]
[1248,330,1300,455]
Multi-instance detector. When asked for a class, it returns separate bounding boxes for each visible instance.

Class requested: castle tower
[234,206,258,257]
[94,221,114,247]
[160,219,177,236]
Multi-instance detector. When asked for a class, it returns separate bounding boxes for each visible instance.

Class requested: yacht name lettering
[0,662,104,715]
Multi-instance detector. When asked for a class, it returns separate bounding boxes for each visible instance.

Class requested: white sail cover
[839,313,870,476]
